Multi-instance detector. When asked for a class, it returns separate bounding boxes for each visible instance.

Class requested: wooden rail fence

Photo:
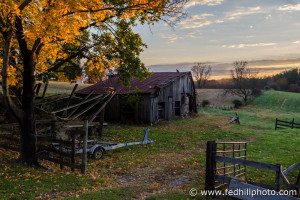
[205,140,247,190]
[275,118,300,130]
[205,140,300,199]
[0,120,89,174]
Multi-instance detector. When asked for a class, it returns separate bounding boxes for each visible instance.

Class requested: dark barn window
[175,101,181,116]
[158,102,165,119]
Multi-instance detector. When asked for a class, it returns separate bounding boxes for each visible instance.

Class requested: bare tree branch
[191,63,212,88]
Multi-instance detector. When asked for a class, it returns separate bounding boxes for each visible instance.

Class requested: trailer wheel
[93,147,104,160]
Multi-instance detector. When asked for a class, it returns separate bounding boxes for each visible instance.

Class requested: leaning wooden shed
[75,72,197,123]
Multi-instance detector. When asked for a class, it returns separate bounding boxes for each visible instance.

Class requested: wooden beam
[51,93,107,114]
[216,156,279,171]
[88,92,116,123]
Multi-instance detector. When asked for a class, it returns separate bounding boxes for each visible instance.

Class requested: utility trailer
[52,128,154,159]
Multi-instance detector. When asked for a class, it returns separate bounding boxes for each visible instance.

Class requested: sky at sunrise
[134,0,300,79]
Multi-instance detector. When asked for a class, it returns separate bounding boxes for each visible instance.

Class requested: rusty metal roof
[75,72,189,95]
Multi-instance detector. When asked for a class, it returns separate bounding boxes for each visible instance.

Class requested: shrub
[201,100,210,107]
[264,86,270,90]
[232,99,243,108]
[251,88,262,97]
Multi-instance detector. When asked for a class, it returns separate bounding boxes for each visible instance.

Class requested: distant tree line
[200,68,300,93]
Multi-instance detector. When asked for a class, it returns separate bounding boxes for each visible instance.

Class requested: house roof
[75,72,190,95]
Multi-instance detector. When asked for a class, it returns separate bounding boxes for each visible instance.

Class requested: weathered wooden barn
[75,72,197,123]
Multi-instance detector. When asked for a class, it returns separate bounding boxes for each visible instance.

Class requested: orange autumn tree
[0,0,187,166]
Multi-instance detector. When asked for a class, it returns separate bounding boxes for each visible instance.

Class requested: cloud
[222,43,277,48]
[293,41,300,44]
[226,6,265,20]
[178,13,220,29]
[215,20,224,23]
[159,33,183,43]
[159,30,202,43]
[185,0,224,8]
[186,30,202,38]
[265,14,272,20]
[278,4,300,11]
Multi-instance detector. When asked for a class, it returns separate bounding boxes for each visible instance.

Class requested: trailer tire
[93,147,104,160]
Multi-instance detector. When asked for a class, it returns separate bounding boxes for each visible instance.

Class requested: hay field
[196,89,242,106]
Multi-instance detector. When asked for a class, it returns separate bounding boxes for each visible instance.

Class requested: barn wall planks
[105,73,197,123]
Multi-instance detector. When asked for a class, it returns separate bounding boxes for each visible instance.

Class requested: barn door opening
[175,101,181,116]
[158,102,165,119]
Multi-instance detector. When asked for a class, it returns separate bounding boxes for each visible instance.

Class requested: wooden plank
[88,92,116,123]
[283,162,300,176]
[217,149,246,153]
[215,175,276,190]
[71,134,75,172]
[205,140,217,190]
[81,120,88,175]
[276,164,282,191]
[37,136,72,145]
[247,181,277,190]
[51,93,107,114]
[216,156,279,171]
[38,155,82,169]
[70,99,102,121]
[37,145,72,158]
[277,123,292,128]
[59,144,63,170]
[216,142,247,144]
[0,143,19,152]
[66,90,94,118]
[228,180,299,200]
[215,183,228,189]
[35,83,42,95]
[41,83,48,99]
[0,134,19,142]
[216,164,239,170]
[62,84,78,117]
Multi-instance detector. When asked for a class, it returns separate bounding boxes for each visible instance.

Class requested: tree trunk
[19,52,38,166]
[197,80,201,88]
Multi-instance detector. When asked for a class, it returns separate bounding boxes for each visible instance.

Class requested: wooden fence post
[71,134,75,172]
[59,143,63,170]
[81,120,88,175]
[275,164,282,191]
[275,118,278,130]
[205,140,217,191]
[292,118,295,129]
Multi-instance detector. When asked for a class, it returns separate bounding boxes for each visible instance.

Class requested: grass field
[0,89,300,199]
[36,81,92,95]
[0,81,92,95]
[196,89,242,106]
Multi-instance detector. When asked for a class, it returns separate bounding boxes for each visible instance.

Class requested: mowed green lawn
[0,90,299,199]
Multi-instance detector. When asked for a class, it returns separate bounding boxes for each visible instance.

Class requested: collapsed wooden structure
[0,83,116,174]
